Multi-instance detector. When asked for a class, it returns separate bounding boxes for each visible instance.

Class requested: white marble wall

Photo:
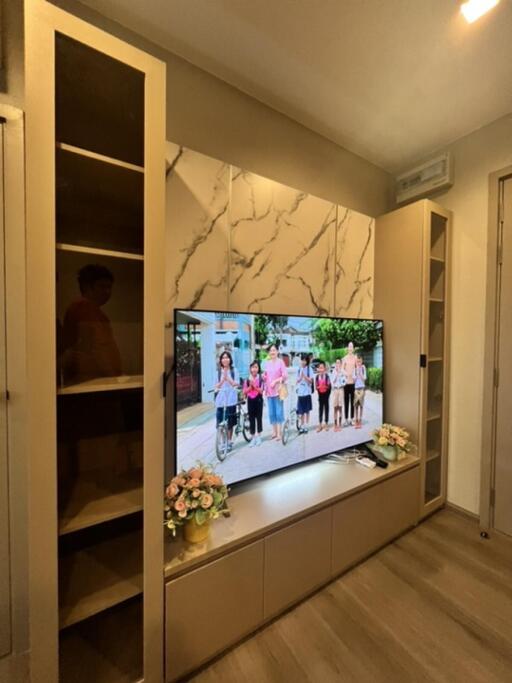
[335,207,374,318]
[165,142,230,320]
[165,143,374,319]
[230,169,336,315]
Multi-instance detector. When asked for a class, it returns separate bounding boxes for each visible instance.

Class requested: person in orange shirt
[61,264,122,384]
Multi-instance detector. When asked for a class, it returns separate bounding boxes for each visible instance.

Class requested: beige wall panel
[374,202,424,444]
[264,508,331,619]
[332,467,419,576]
[165,540,264,682]
[335,208,375,318]
[431,114,512,514]
[230,169,336,315]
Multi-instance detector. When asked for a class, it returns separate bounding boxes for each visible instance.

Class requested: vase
[376,444,398,461]
[184,517,210,544]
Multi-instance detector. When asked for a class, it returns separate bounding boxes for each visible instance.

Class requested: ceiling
[80,0,512,173]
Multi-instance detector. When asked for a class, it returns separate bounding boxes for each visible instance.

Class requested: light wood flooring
[189,508,512,683]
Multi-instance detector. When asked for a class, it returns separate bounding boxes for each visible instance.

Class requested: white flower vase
[377,444,398,461]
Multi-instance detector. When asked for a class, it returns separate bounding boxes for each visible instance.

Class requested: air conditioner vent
[396,153,453,204]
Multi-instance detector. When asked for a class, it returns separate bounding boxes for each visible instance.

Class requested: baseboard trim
[445,501,479,523]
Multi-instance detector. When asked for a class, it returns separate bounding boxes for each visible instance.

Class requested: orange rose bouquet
[164,462,229,537]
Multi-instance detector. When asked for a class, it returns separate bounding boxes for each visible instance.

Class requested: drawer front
[264,507,331,619]
[332,466,420,576]
[165,540,264,682]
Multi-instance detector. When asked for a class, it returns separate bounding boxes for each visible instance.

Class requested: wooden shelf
[59,597,143,683]
[427,450,440,462]
[59,470,143,536]
[56,143,144,255]
[56,243,144,262]
[426,412,442,422]
[55,33,145,166]
[56,142,144,174]
[58,376,143,396]
[59,528,142,629]
[428,356,443,362]
[55,142,144,173]
[425,491,441,504]
[430,297,444,303]
[430,255,445,264]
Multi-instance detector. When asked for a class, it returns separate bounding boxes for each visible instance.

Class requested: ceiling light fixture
[460,0,500,23]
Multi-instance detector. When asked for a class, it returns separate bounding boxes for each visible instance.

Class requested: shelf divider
[56,142,144,174]
[58,375,143,396]
[57,243,144,261]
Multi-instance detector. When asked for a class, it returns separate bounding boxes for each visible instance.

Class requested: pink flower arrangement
[373,423,413,458]
[164,462,229,536]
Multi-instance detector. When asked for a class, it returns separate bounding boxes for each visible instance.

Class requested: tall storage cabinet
[374,200,451,519]
[25,2,166,681]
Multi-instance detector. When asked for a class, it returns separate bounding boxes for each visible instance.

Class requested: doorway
[481,170,512,537]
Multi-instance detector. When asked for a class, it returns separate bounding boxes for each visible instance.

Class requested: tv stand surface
[164,454,418,579]
[164,455,420,681]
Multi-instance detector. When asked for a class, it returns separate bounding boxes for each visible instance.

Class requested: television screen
[174,309,383,485]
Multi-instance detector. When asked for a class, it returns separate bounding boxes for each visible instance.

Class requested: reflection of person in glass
[61,264,122,384]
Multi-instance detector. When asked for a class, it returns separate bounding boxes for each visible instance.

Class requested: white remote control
[356,456,376,469]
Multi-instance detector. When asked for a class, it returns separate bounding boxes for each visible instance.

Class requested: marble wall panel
[165,142,230,321]
[229,169,336,316]
[335,207,374,318]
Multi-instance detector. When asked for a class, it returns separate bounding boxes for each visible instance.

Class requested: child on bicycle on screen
[243,360,264,447]
[214,350,240,452]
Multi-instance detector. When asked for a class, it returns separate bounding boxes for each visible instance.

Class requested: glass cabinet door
[425,212,448,504]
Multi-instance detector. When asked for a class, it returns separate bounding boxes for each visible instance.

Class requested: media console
[164,455,421,681]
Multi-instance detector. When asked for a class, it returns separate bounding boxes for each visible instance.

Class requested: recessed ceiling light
[461,0,500,23]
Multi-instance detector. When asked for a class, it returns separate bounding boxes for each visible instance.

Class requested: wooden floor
[189,508,512,683]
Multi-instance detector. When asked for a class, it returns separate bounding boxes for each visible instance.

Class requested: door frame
[0,102,29,672]
[480,165,512,533]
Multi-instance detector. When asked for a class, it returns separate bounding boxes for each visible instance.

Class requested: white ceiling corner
[80,0,512,173]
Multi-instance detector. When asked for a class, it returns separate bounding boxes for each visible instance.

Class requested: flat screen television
[174,309,383,486]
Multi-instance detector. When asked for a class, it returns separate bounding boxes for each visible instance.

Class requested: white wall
[435,114,512,514]
[51,0,394,218]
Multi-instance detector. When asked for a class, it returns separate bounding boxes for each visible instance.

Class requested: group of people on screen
[214,342,367,451]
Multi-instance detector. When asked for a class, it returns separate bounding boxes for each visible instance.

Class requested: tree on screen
[313,319,381,350]
[254,314,289,347]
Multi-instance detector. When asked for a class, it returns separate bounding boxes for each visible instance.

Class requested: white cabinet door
[0,122,11,658]
[494,177,512,537]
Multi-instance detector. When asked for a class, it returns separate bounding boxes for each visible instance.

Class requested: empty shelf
[59,470,143,536]
[58,376,144,395]
[59,528,142,629]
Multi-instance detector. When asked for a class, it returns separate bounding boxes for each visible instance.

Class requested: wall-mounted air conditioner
[396,153,453,204]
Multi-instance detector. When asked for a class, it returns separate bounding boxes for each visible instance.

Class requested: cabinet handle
[419,354,427,368]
